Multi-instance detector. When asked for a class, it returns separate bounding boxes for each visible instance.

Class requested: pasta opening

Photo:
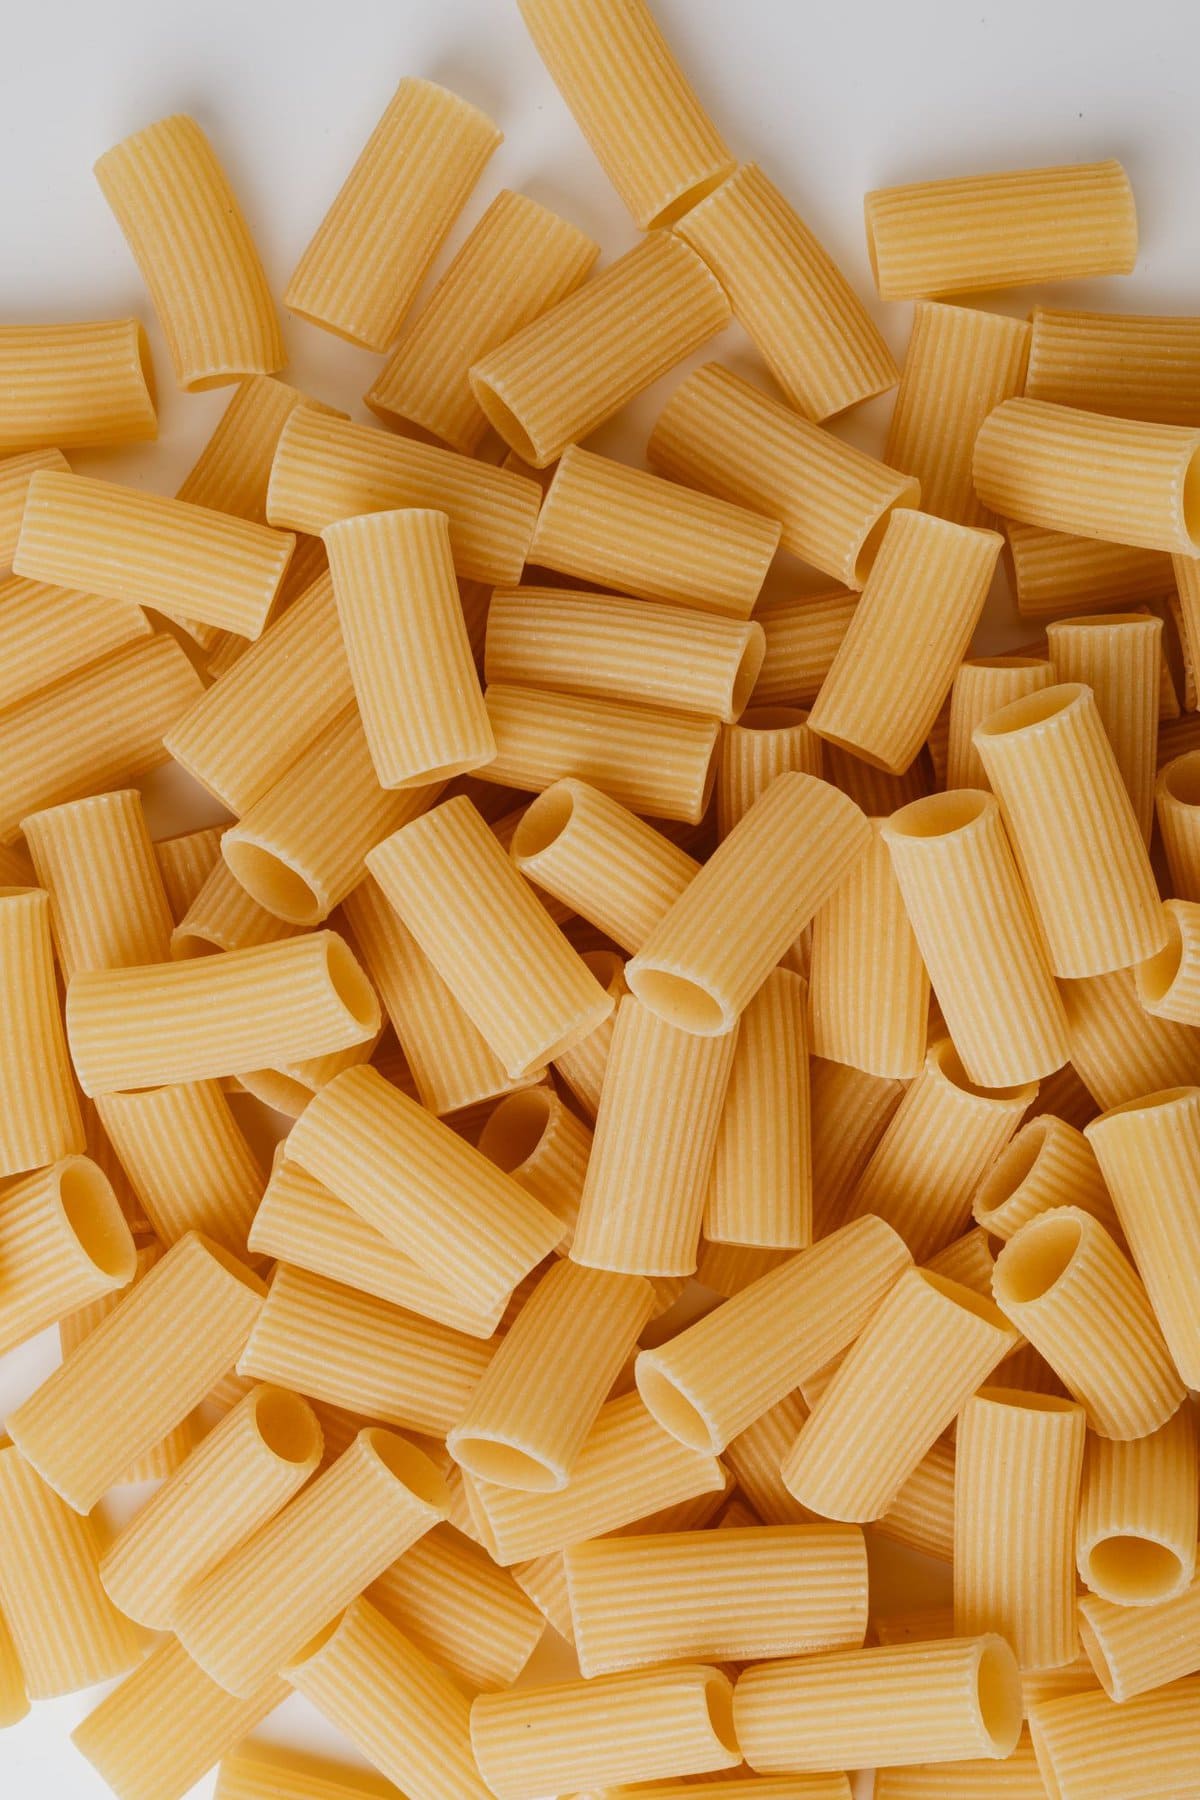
[973,1121,1051,1223]
[1185,446,1200,547]
[58,1159,137,1283]
[582,948,624,992]
[450,1435,559,1492]
[195,1236,270,1297]
[975,1384,1081,1414]
[471,378,540,467]
[476,1087,553,1171]
[736,706,811,732]
[635,1359,718,1453]
[920,1268,1011,1329]
[1135,917,1184,1005]
[731,633,767,718]
[994,1213,1084,1306]
[853,504,902,586]
[134,321,157,411]
[703,1672,740,1755]
[251,1387,322,1465]
[969,656,1048,670]
[362,1427,450,1511]
[1085,1534,1186,1604]
[931,1038,1031,1103]
[1163,752,1200,807]
[975,1637,1023,1755]
[223,838,322,927]
[650,168,732,231]
[626,967,728,1035]
[1076,1611,1117,1699]
[324,935,381,1034]
[169,924,220,958]
[888,790,990,840]
[511,784,575,861]
[975,682,1083,739]
[239,1067,313,1117]
[285,1609,347,1672]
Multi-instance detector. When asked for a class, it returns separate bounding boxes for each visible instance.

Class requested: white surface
[2,0,1199,1794]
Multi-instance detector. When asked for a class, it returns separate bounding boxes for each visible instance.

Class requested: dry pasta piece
[884,301,1029,527]
[635,1214,910,1454]
[717,708,824,839]
[216,1744,395,1800]
[946,657,1055,790]
[722,1393,811,1528]
[1005,520,1175,619]
[973,684,1167,979]
[924,1226,997,1297]
[284,1064,562,1317]
[1173,550,1200,690]
[1157,750,1200,900]
[864,160,1136,299]
[1061,965,1200,1108]
[603,1784,851,1800]
[809,1057,905,1238]
[23,789,174,977]
[734,1636,1022,1772]
[0,887,84,1175]
[1079,1575,1200,1702]
[0,1599,26,1728]
[1025,306,1200,424]
[0,450,69,565]
[266,406,541,586]
[955,1388,1086,1670]
[172,856,300,956]
[1045,613,1161,843]
[872,1437,956,1563]
[752,591,858,708]
[553,949,626,1118]
[1076,1407,1198,1607]
[991,1207,1185,1440]
[648,362,919,589]
[972,1116,1118,1243]
[0,1158,134,1355]
[470,1662,739,1799]
[99,1384,322,1628]
[873,1732,1046,1799]
[0,1438,140,1696]
[0,320,155,452]
[1029,1677,1200,1800]
[478,1085,593,1251]
[1136,898,1200,1021]
[810,820,929,1080]
[0,573,151,716]
[527,444,780,619]
[154,825,223,918]
[95,114,282,388]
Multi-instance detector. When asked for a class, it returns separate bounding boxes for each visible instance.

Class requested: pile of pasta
[2,3,1200,1799]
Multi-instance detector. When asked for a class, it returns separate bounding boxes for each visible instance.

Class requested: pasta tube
[1005,520,1175,619]
[23,788,173,977]
[1078,1576,1200,1702]
[478,1085,593,1250]
[0,1602,25,1728]
[0,572,151,716]
[971,1116,1118,1243]
[705,967,812,1246]
[154,824,223,918]
[809,1057,905,1238]
[0,887,84,1174]
[752,591,858,708]
[0,1158,134,1355]
[1136,899,1200,1021]
[94,1081,265,1254]
[1045,613,1161,841]
[946,658,1055,791]
[869,1736,1045,1799]
[215,1744,395,1800]
[1029,1678,1200,1800]
[0,449,68,564]
[1025,306,1200,424]
[1157,750,1200,900]
[172,856,299,956]
[554,948,626,1118]
[717,708,824,839]
[1077,1408,1198,1606]
[872,1438,956,1563]
[0,320,155,452]
[1062,965,1200,1108]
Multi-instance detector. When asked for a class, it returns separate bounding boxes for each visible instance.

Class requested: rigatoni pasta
[1061,964,1200,1108]
[477,1085,593,1250]
[1005,520,1175,619]
[946,657,1056,791]
[752,591,858,708]
[1076,1408,1198,1605]
[0,320,155,453]
[0,572,151,716]
[1045,613,1162,842]
[215,1744,395,1800]
[717,707,824,840]
[971,1116,1119,1243]
[0,886,84,1175]
[1028,1677,1200,1800]
[0,1158,134,1355]
[1025,306,1200,423]
[23,788,174,977]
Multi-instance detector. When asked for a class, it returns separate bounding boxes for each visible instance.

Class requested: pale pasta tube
[0,449,68,565]
[955,1388,1086,1670]
[1005,520,1175,619]
[717,708,824,840]
[883,791,1069,1087]
[809,510,1001,773]
[1028,1061,1100,1132]
[947,658,1056,791]
[1061,965,1200,1108]
[974,397,1200,556]
[1028,1678,1200,1800]
[67,930,380,1094]
[634,1215,910,1455]
[471,233,730,468]
[1086,1087,1200,1386]
[1025,306,1200,423]
[752,591,858,707]
[734,1636,1023,1772]
[810,820,929,1080]
[238,1262,493,1433]
[0,1602,25,1728]
[973,684,1166,979]
[554,949,626,1118]
[844,1038,1033,1261]
[248,1154,500,1335]
[1157,751,1200,900]
[0,1158,135,1355]
[367,189,598,450]
[73,1637,285,1800]
[677,160,897,419]
[972,1116,1118,1243]
[1079,1576,1200,1702]
[705,968,812,1246]
[648,362,919,589]
[0,319,155,452]
[95,114,283,388]
[0,887,83,1174]
[1019,1649,1136,1716]
[809,1057,905,1238]
[864,160,1136,299]
[216,1744,396,1800]
[1076,1408,1198,1605]
[511,1550,577,1643]
[470,1662,739,1798]
[0,572,151,715]
[23,789,173,977]
[177,376,340,523]
[323,509,492,787]
[479,683,721,825]
[526,444,780,618]
[154,824,223,918]
[7,1232,265,1511]
[873,1733,1045,1799]
[284,1064,562,1316]
[265,402,540,586]
[478,1085,593,1251]
[172,856,299,956]
[366,795,613,1077]
[367,1523,544,1693]
[1174,551,1200,696]
[872,1437,956,1563]
[884,300,1029,527]
[0,1439,139,1696]
[1045,613,1161,842]
[509,779,698,955]
[724,1393,812,1527]
[570,996,737,1275]
[627,771,870,1035]
[991,1208,1185,1440]
[449,1262,652,1491]
[1134,898,1200,1022]
[99,1384,322,1628]
[0,632,202,844]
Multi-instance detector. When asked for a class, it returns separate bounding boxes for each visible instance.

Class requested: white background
[2,0,1199,1795]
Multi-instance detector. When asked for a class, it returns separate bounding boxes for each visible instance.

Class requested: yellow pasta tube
[470,1662,739,1798]
[172,857,298,957]
[809,1056,905,1237]
[844,1038,1033,1261]
[1044,613,1161,841]
[367,795,613,1077]
[884,300,1029,527]
[0,572,151,715]
[477,1086,592,1251]
[883,791,1069,1086]
[809,510,1002,773]
[323,509,492,787]
[946,657,1056,791]
[864,160,1136,299]
[722,1393,810,1527]
[717,708,824,840]
[955,1388,1086,1670]
[1136,898,1200,1024]
[1079,1576,1200,1703]
[1025,306,1200,424]
[154,823,223,918]
[0,887,83,1174]
[449,1261,652,1490]
[0,320,155,454]
[810,820,929,1080]
[872,1734,1045,1799]
[94,1081,266,1254]
[177,375,338,523]
[734,1636,1023,1772]
[973,684,1166,979]
[972,1116,1118,1242]
[99,1384,322,1628]
[1063,964,1200,1107]
[634,1214,910,1454]
[0,1158,134,1355]
[215,1744,395,1800]
[1173,549,1200,689]
[0,1601,26,1728]
[1157,750,1200,900]
[0,1439,139,1696]
[95,114,282,389]
[649,362,919,588]
[74,1637,286,1800]
[1077,1407,1198,1606]
[925,1225,998,1296]
[284,1064,562,1315]
[872,1437,957,1563]
[991,1207,1185,1440]
[0,449,68,566]
[367,188,598,449]
[1005,520,1175,620]
[1029,1677,1200,1800]
[554,948,626,1118]
[23,788,173,977]
[752,591,858,708]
